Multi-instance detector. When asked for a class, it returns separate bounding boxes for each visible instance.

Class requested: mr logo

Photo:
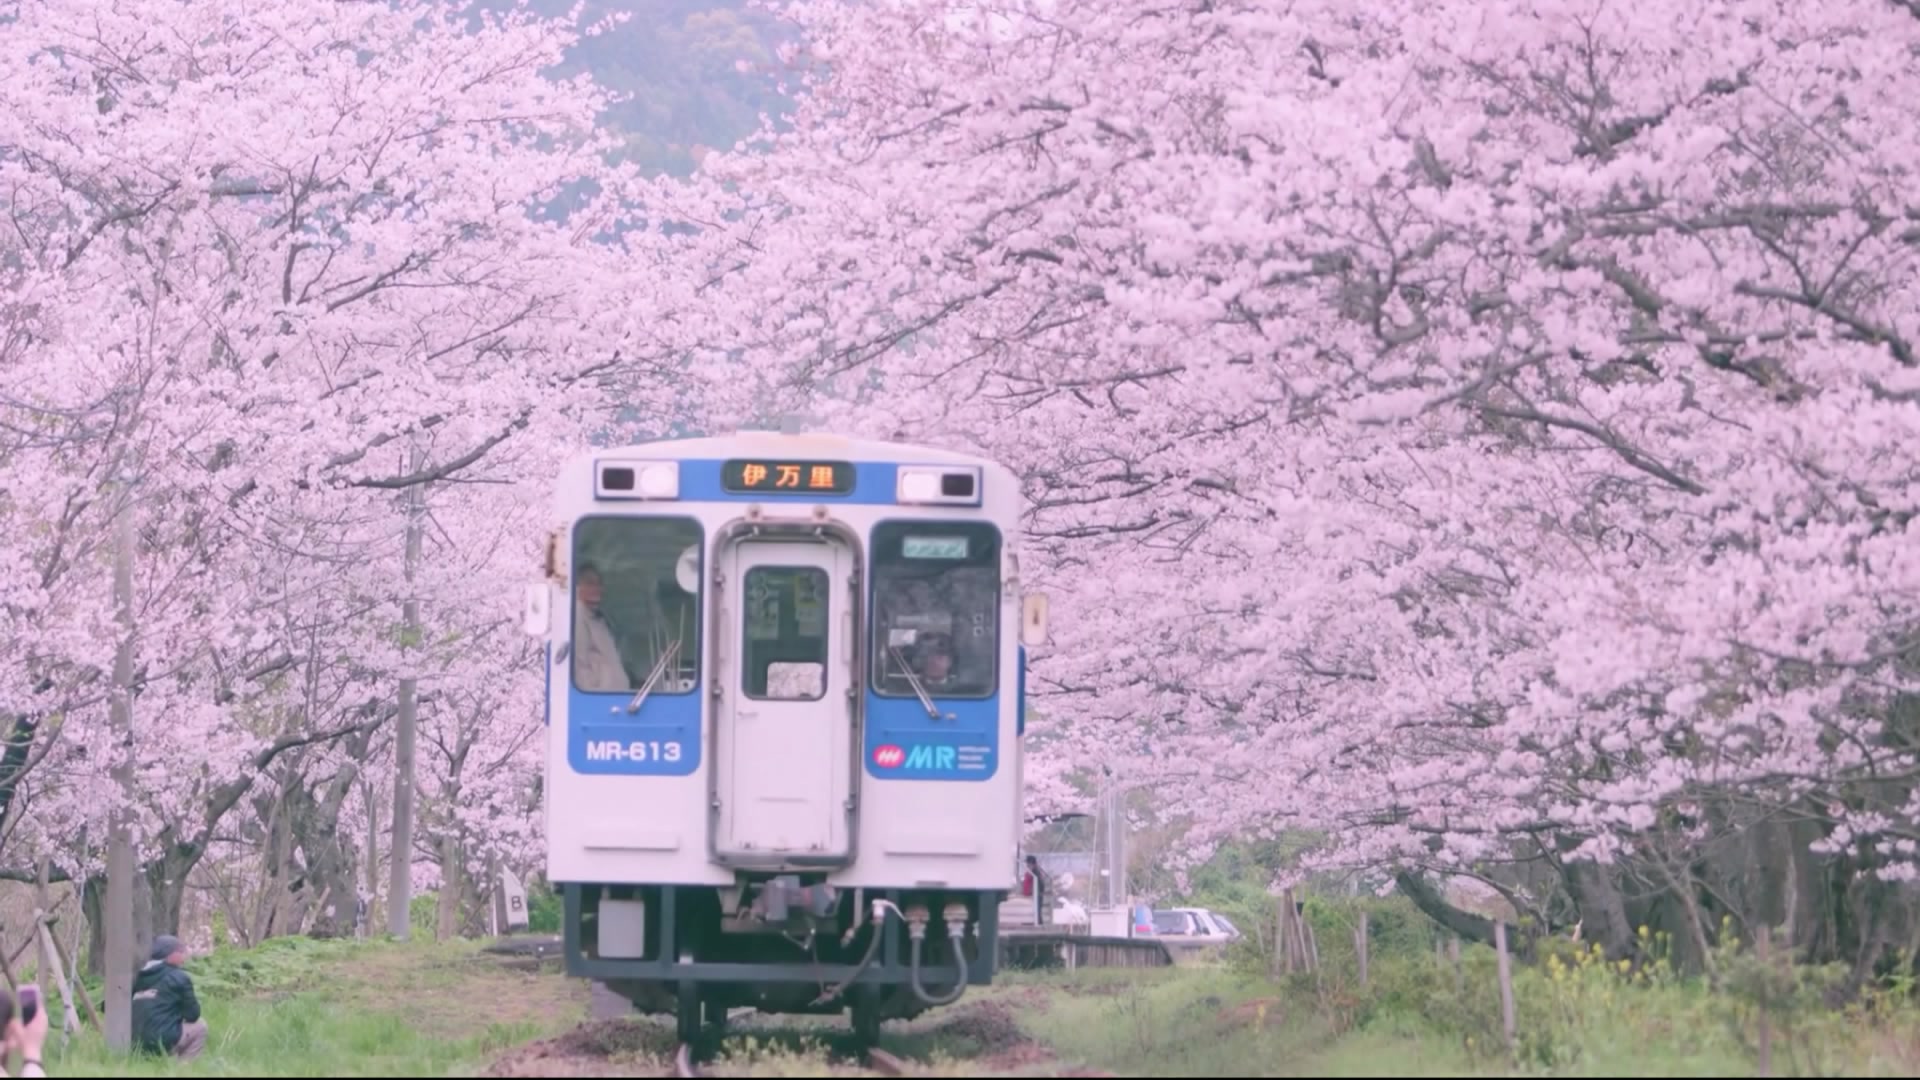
[906,745,958,770]
[872,744,958,770]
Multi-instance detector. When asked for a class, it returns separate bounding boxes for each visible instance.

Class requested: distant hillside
[525,0,793,176]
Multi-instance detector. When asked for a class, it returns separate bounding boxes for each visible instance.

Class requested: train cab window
[870,522,1000,699]
[742,566,829,701]
[569,517,702,695]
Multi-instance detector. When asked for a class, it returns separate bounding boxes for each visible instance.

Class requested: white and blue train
[520,430,1046,1044]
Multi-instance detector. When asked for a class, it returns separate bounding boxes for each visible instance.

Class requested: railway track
[672,1041,911,1077]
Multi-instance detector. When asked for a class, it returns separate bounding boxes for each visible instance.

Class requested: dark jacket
[130,959,200,1053]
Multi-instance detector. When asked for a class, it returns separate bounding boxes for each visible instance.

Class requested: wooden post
[1274,893,1288,975]
[1355,911,1370,988]
[1304,918,1322,986]
[0,934,18,993]
[1755,927,1773,1078]
[34,858,53,988]
[1494,921,1516,1053]
[1279,889,1299,973]
[1294,895,1305,970]
[38,917,94,1034]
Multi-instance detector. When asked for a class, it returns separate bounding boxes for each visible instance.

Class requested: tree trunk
[363,776,381,923]
[104,488,137,1052]
[489,853,507,938]
[436,835,462,943]
[389,450,426,940]
[0,714,44,856]
[461,849,497,939]
[1393,871,1529,957]
[286,766,362,939]
[83,870,154,980]
[251,784,296,944]
[145,849,197,943]
[1561,851,1638,962]
[1744,815,1835,959]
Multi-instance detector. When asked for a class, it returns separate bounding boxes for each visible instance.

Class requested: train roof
[578,431,1009,471]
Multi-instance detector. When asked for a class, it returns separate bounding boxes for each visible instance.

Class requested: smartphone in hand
[18,985,39,1025]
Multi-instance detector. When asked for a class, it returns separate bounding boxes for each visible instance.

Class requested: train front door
[715,537,854,863]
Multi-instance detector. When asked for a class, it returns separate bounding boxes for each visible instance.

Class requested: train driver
[914,631,958,691]
[573,562,632,692]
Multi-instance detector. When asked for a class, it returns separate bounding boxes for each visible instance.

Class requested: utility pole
[1094,784,1130,909]
[388,447,426,939]
[105,466,138,1051]
[1095,788,1112,908]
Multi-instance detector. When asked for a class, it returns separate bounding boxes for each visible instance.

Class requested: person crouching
[131,935,206,1060]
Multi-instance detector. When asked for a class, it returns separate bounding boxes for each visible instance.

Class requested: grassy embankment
[31,936,582,1077]
[1018,891,1920,1079]
[19,907,1920,1076]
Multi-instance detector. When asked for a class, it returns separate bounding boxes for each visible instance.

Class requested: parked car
[1197,908,1244,941]
[1151,906,1241,942]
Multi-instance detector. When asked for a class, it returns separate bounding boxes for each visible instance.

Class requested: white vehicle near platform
[521,430,1048,1047]
[1152,907,1243,959]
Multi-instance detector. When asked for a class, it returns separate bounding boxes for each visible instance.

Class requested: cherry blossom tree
[685,0,1920,982]
[0,0,723,969]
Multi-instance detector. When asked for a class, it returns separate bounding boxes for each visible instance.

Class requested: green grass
[37,937,587,1077]
[992,941,1920,1079]
[22,928,1920,1077]
[1002,966,1481,1077]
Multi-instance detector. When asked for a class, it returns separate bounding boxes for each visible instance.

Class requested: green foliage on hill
[520,0,792,176]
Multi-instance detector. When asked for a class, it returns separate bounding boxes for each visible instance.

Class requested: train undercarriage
[561,879,1004,1045]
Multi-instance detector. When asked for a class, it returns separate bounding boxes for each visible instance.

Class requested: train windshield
[742,564,830,701]
[870,521,1000,699]
[570,516,703,694]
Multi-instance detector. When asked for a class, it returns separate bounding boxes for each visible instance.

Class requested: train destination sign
[720,459,856,495]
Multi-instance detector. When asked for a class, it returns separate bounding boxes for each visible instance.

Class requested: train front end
[523,433,1039,1044]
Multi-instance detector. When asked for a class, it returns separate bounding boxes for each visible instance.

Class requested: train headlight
[596,459,679,500]
[637,463,679,498]
[899,469,942,503]
[896,466,982,506]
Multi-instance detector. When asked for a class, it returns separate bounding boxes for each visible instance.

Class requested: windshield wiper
[626,639,683,714]
[890,644,941,720]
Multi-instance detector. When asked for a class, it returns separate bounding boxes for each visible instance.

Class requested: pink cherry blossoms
[0,0,723,949]
[3,0,1915,988]
[680,0,1920,975]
